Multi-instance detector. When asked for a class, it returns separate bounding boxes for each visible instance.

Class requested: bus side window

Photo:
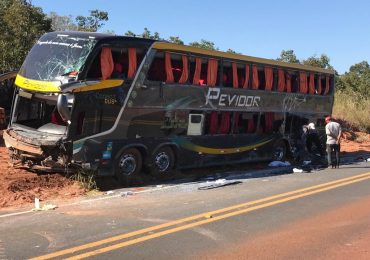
[147,51,166,82]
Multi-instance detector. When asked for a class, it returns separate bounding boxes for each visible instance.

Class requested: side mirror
[57,94,71,123]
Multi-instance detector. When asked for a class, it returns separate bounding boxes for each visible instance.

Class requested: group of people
[302,116,342,168]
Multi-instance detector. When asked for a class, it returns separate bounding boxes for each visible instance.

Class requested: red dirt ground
[0,131,369,210]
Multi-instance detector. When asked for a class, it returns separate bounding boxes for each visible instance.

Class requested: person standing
[325,116,342,168]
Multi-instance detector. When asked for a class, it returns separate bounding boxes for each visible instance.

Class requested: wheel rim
[154,152,170,172]
[118,154,136,176]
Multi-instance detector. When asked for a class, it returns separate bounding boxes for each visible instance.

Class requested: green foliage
[0,0,51,72]
[168,36,184,45]
[189,39,218,50]
[276,50,300,64]
[49,12,77,31]
[302,54,334,70]
[336,61,370,99]
[226,48,241,54]
[333,89,370,133]
[69,169,97,191]
[75,9,108,32]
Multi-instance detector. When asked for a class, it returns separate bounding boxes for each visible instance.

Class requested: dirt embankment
[0,130,369,210]
[0,131,85,210]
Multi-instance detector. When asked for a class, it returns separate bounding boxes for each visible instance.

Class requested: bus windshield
[18,33,97,82]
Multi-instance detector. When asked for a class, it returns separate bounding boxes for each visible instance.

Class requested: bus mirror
[57,94,71,122]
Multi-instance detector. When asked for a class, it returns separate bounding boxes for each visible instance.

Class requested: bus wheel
[273,140,287,161]
[150,147,175,178]
[115,148,142,183]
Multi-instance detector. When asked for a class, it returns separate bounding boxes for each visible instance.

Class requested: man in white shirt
[325,116,342,168]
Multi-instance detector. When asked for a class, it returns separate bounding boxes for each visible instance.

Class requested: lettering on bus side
[205,88,260,108]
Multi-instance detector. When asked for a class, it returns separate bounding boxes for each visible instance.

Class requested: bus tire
[150,146,175,178]
[115,148,142,184]
[273,140,287,161]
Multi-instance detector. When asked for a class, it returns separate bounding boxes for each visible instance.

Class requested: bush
[333,89,370,133]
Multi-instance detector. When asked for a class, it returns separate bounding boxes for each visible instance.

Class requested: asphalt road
[0,160,370,259]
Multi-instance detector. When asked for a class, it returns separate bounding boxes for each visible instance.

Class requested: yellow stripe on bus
[72,79,124,92]
[15,74,61,92]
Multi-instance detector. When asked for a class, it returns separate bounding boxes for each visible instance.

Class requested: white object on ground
[367,158,370,162]
[32,204,57,211]
[293,168,303,173]
[34,198,40,210]
[106,191,114,195]
[215,179,226,184]
[268,161,291,167]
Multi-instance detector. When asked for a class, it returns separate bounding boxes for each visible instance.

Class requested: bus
[3,31,335,183]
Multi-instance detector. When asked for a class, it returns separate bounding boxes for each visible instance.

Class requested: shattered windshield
[19,33,97,81]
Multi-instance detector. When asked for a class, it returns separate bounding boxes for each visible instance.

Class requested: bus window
[71,89,121,138]
[189,56,210,86]
[86,47,144,80]
[147,51,166,82]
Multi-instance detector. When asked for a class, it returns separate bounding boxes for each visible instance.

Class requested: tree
[75,9,108,32]
[189,39,218,50]
[302,54,334,70]
[168,36,184,45]
[49,12,77,31]
[226,48,241,54]
[336,61,370,98]
[0,0,51,72]
[277,49,300,63]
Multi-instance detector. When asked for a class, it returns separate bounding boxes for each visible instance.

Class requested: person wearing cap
[325,116,342,168]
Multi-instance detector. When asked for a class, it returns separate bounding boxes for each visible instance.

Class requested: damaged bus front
[3,32,150,172]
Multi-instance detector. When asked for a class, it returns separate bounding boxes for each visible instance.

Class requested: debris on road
[268,161,291,167]
[32,203,57,211]
[293,168,303,173]
[120,191,134,197]
[198,180,242,190]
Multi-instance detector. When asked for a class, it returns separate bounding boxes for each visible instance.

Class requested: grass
[333,89,370,133]
[69,169,98,191]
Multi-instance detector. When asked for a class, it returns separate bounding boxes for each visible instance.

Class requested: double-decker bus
[3,31,335,183]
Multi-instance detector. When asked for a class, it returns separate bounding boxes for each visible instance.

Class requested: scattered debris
[198,180,242,190]
[268,161,291,167]
[293,168,303,173]
[32,203,57,211]
[120,191,134,197]
[156,185,163,188]
[105,191,114,195]
[367,158,370,162]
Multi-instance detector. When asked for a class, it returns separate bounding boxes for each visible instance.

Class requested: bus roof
[152,42,335,75]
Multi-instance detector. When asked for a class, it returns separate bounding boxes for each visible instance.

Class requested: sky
[33,0,370,74]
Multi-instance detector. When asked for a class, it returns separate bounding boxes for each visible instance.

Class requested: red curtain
[286,72,292,93]
[317,75,322,95]
[264,67,273,91]
[324,76,330,95]
[207,59,218,86]
[219,112,230,134]
[192,57,202,85]
[252,65,259,90]
[247,119,255,133]
[242,64,250,89]
[265,112,274,133]
[178,55,188,84]
[127,48,137,78]
[165,52,174,83]
[100,47,114,80]
[277,69,285,92]
[209,112,218,134]
[309,73,315,94]
[299,72,308,94]
[232,63,238,88]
